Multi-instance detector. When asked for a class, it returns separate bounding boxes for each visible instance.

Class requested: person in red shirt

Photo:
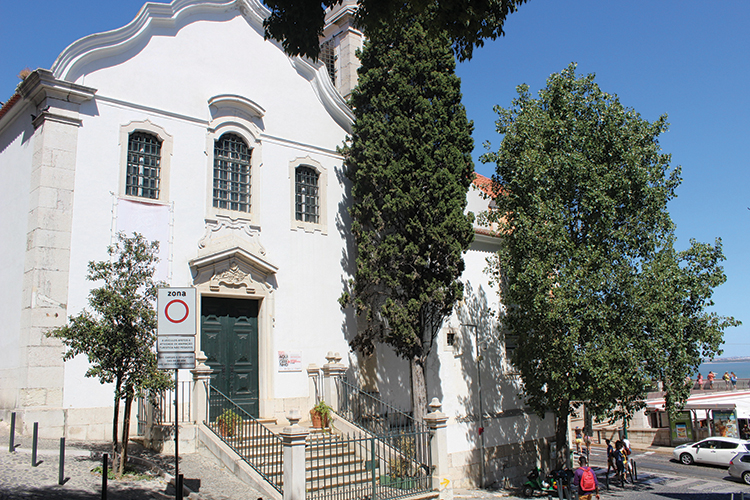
[573,456,600,500]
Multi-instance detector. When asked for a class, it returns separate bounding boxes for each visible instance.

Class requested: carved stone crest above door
[191,217,278,297]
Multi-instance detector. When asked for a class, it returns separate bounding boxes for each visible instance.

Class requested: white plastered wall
[61,7,353,432]
[0,100,35,415]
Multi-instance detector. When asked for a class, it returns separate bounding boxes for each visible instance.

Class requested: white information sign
[278,350,302,372]
[158,336,196,352]
[157,287,197,335]
[157,352,196,370]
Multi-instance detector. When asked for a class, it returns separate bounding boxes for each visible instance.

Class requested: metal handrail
[206,388,283,493]
[336,378,428,437]
[322,377,432,500]
[306,431,432,500]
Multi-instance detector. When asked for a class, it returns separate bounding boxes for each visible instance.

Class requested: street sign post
[156,287,197,496]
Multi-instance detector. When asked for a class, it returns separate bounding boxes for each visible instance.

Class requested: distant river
[697,360,750,380]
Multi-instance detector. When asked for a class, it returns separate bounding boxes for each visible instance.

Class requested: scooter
[522,467,574,498]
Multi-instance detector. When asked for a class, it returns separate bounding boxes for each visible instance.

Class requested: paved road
[580,445,750,499]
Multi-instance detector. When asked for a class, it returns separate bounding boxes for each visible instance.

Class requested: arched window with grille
[295,166,319,223]
[126,132,162,199]
[213,133,252,213]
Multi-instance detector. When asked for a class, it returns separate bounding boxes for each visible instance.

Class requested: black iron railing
[310,377,432,500]
[158,380,192,424]
[136,380,191,436]
[306,430,432,500]
[336,378,429,437]
[206,388,283,493]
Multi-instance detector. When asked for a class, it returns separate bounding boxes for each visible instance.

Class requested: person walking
[723,371,731,389]
[708,371,716,389]
[605,438,616,476]
[573,455,600,500]
[696,373,704,389]
[614,440,627,484]
[731,372,738,390]
[574,426,583,454]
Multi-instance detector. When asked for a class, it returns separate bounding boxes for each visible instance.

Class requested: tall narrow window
[126,132,162,199]
[320,39,336,87]
[213,133,252,213]
[295,166,319,223]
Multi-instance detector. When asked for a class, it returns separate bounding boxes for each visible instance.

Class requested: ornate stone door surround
[190,221,277,419]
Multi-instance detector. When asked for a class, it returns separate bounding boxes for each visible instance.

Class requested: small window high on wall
[126,132,162,199]
[295,166,319,223]
[213,133,252,213]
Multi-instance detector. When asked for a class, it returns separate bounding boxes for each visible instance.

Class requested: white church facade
[0,0,554,487]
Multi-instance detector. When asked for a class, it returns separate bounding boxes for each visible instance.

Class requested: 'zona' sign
[157,288,197,335]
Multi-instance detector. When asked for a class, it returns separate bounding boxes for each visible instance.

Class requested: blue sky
[2,0,748,355]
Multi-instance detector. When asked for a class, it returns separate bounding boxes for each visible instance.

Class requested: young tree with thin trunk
[48,232,172,477]
[482,63,739,465]
[340,17,475,420]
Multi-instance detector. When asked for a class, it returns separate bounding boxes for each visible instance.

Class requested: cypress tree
[341,18,475,419]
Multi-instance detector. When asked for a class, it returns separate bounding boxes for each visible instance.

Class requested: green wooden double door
[201,296,259,418]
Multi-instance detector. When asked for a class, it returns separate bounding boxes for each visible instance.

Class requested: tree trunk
[118,395,133,478]
[410,357,428,421]
[555,401,571,468]
[111,380,121,471]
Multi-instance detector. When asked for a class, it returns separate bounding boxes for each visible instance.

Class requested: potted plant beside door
[310,401,332,429]
[217,408,242,437]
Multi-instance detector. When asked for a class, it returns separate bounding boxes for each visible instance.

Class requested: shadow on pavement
[0,483,173,499]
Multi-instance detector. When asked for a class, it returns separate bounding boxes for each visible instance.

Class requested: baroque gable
[49,0,353,133]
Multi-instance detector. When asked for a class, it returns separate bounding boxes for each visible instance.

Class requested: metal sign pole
[175,368,179,500]
[155,287,195,500]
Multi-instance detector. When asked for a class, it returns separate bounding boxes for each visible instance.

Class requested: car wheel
[680,453,694,465]
[743,472,750,485]
[523,485,535,497]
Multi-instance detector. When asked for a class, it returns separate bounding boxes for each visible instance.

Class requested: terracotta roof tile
[472,172,504,198]
[0,93,21,121]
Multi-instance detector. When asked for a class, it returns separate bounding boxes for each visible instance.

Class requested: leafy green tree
[638,238,739,416]
[263,0,528,61]
[48,232,172,476]
[340,18,475,420]
[481,63,738,464]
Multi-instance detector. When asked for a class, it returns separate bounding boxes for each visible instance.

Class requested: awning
[646,391,750,418]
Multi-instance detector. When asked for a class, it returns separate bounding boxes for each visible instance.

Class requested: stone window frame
[205,122,262,225]
[118,120,172,203]
[289,156,328,234]
[213,133,253,214]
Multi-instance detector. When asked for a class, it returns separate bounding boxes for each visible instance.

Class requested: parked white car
[673,437,750,466]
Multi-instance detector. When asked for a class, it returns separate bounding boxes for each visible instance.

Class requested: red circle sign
[165,299,189,323]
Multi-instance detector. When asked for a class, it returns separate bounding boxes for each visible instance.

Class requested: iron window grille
[320,39,337,87]
[126,132,162,199]
[213,133,252,213]
[295,166,320,223]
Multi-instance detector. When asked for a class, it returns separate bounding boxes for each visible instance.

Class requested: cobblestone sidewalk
[0,429,266,500]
